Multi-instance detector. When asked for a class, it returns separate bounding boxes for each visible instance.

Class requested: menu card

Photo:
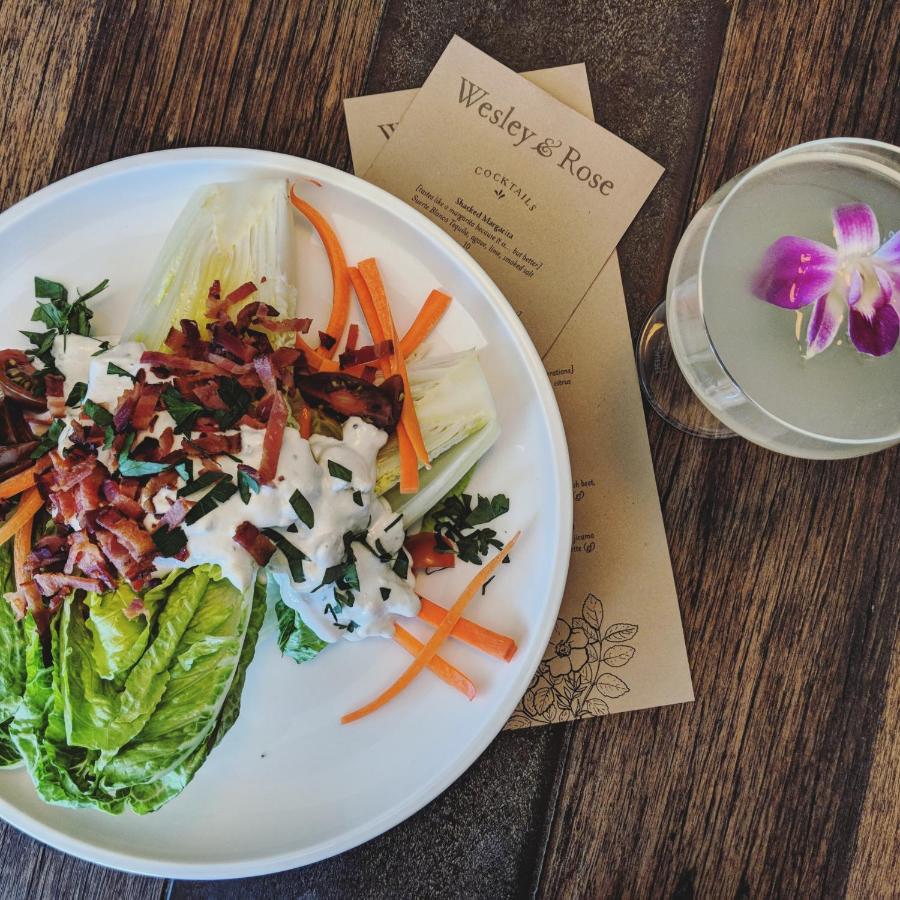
[345,46,693,724]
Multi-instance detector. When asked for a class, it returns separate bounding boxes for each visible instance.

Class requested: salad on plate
[0,179,518,814]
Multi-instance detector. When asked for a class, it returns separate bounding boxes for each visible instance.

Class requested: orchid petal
[848,303,900,357]
[806,289,844,357]
[752,236,837,309]
[874,229,900,268]
[846,268,863,307]
[832,203,880,256]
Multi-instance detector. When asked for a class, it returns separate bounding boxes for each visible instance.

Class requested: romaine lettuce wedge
[0,542,25,768]
[122,180,296,349]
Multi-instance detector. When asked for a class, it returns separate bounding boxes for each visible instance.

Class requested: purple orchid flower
[752,203,900,357]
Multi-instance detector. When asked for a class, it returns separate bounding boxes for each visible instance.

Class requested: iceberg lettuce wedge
[0,542,26,768]
[122,180,296,349]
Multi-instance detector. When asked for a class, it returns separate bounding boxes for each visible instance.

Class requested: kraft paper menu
[345,51,693,723]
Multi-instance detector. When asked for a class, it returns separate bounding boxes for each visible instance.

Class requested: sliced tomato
[405,531,456,572]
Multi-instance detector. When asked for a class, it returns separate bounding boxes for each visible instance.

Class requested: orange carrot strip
[299,405,312,440]
[417,595,517,662]
[393,624,476,700]
[13,512,33,587]
[357,258,430,466]
[294,334,339,372]
[398,424,419,494]
[348,266,388,358]
[0,465,36,499]
[288,185,350,356]
[341,533,519,724]
[400,290,452,357]
[0,487,43,548]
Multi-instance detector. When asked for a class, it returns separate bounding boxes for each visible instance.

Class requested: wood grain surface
[0,0,898,898]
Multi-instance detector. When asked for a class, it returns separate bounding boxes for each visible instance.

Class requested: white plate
[0,149,571,878]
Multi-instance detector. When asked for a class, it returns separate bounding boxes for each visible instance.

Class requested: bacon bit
[318,331,337,351]
[159,497,194,528]
[339,339,394,369]
[222,281,257,310]
[235,301,280,330]
[236,414,265,429]
[94,529,150,585]
[140,470,178,510]
[253,355,279,397]
[49,451,98,492]
[199,456,224,473]
[360,366,377,383]
[271,347,303,371]
[186,433,242,455]
[204,353,252,376]
[258,316,313,334]
[164,325,186,353]
[131,383,163,430]
[205,280,222,317]
[45,374,66,418]
[257,393,287,484]
[102,479,145,519]
[23,535,69,580]
[122,599,147,620]
[33,572,104,596]
[233,521,276,566]
[210,322,255,363]
[157,426,175,457]
[113,383,141,433]
[192,380,228,410]
[345,323,360,352]
[140,352,224,376]
[96,509,156,559]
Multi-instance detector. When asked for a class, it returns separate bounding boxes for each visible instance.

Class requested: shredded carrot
[393,625,476,700]
[397,424,419,494]
[0,465,36,500]
[0,487,43,548]
[13,511,32,587]
[348,266,387,356]
[288,185,350,357]
[417,596,517,662]
[341,532,520,723]
[299,405,312,440]
[400,290,452,357]
[294,333,339,372]
[357,258,430,467]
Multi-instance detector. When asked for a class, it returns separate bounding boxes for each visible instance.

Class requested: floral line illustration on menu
[509,593,638,726]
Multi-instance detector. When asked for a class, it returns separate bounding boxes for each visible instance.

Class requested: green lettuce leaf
[0,542,26,767]
[127,578,267,814]
[270,577,326,664]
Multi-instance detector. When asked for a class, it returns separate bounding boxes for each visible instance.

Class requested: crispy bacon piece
[140,470,178,510]
[113,382,142,433]
[102,479,145,519]
[131,383,163,430]
[157,426,175,457]
[93,529,153,590]
[236,414,265,429]
[96,509,156,559]
[236,301,280,330]
[159,497,194,528]
[210,321,255,363]
[65,532,116,589]
[233,522,276,566]
[186,433,242,455]
[205,279,222,317]
[318,331,337,351]
[49,450,98,492]
[3,588,27,621]
[140,352,224,376]
[192,380,228,410]
[257,315,312,334]
[338,339,394,369]
[345,323,359,352]
[45,374,66,418]
[253,355,278,397]
[24,535,69,579]
[257,393,287,484]
[207,281,257,319]
[204,353,252,376]
[33,572,104,596]
[75,467,106,528]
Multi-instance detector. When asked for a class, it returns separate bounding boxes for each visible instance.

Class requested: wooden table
[1,1,898,896]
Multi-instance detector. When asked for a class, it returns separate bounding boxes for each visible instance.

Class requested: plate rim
[0,146,573,879]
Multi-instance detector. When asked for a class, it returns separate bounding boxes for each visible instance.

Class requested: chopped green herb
[213,378,251,429]
[481,575,496,596]
[346,620,359,634]
[82,399,113,427]
[65,381,87,407]
[392,549,409,580]
[152,526,188,557]
[91,340,111,356]
[117,456,171,478]
[286,523,299,534]
[238,468,260,504]
[102,426,115,450]
[289,490,315,529]
[352,490,363,507]
[174,460,192,482]
[426,491,511,565]
[106,362,136,381]
[177,470,226,498]
[373,539,391,562]
[162,387,206,435]
[263,529,307,582]
[30,419,65,458]
[385,514,403,531]
[380,587,391,602]
[327,459,353,482]
[183,480,238,526]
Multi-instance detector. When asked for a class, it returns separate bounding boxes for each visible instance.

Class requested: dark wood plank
[538,1,900,897]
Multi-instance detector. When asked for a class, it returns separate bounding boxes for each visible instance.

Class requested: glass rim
[695,136,900,445]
